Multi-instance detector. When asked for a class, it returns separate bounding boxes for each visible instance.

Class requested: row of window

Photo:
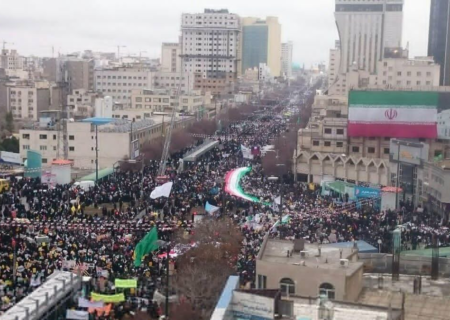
[96,75,147,80]
[37,134,75,140]
[324,128,345,135]
[383,69,432,77]
[96,82,147,87]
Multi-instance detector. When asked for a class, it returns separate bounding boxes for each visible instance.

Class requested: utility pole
[116,45,126,62]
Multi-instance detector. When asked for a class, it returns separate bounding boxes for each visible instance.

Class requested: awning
[77,168,114,182]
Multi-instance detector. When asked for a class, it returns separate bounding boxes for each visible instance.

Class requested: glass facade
[428,0,450,85]
[242,25,268,73]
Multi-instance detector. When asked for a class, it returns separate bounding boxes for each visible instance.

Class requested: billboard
[348,91,438,139]
[389,139,429,166]
[355,186,381,199]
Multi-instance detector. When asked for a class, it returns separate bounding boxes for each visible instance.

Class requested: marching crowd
[0,105,449,319]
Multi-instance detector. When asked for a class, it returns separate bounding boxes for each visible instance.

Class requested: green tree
[5,112,13,134]
[0,137,19,153]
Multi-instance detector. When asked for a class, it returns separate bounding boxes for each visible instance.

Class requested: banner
[78,298,104,308]
[91,293,125,303]
[348,91,438,138]
[115,279,138,288]
[225,167,270,205]
[205,201,220,214]
[150,181,173,199]
[66,310,89,320]
[241,145,254,160]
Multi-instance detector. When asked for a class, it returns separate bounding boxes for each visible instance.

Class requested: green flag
[297,116,300,124]
[134,227,159,267]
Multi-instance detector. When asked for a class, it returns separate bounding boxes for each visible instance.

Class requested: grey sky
[0,0,430,66]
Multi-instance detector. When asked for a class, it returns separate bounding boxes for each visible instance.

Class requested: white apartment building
[1,49,24,70]
[335,0,404,74]
[438,110,450,140]
[94,67,154,106]
[161,43,182,73]
[6,82,50,121]
[281,42,293,78]
[67,89,97,119]
[181,9,240,95]
[153,71,195,93]
[19,119,164,169]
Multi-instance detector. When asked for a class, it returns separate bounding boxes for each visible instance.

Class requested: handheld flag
[205,201,220,214]
[134,227,159,267]
[150,181,173,199]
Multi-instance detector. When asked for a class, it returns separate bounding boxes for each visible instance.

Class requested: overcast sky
[0,0,431,66]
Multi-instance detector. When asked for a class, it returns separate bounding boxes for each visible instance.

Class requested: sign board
[230,291,274,320]
[0,151,22,165]
[355,187,380,199]
[131,139,139,160]
[390,139,429,166]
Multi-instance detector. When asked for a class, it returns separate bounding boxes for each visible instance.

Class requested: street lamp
[156,240,170,318]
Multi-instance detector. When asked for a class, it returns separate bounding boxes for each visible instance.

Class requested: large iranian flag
[348,91,438,138]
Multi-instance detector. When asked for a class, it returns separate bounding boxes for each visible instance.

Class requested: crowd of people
[0,100,449,319]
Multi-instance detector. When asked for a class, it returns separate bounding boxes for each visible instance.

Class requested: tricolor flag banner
[225,167,268,204]
[348,91,438,138]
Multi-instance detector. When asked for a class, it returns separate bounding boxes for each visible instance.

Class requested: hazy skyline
[0,0,431,66]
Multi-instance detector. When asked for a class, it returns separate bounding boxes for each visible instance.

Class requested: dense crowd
[0,103,448,319]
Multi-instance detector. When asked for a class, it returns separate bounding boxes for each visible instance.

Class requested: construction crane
[116,45,126,61]
[2,41,14,50]
[156,63,184,183]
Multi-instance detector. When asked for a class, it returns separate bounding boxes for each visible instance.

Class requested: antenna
[2,41,14,50]
[116,45,127,61]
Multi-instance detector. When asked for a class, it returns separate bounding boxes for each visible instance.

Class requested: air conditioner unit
[340,259,349,267]
[300,250,309,258]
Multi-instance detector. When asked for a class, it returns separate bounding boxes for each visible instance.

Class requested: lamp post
[95,125,98,183]
[156,240,170,318]
[130,118,136,160]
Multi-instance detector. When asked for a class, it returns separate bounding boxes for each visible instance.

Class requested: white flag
[241,145,254,160]
[150,181,173,199]
[78,297,104,308]
[274,196,281,205]
[66,310,89,320]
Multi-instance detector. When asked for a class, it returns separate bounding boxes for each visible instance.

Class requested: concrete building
[6,81,50,121]
[335,0,404,74]
[329,56,441,96]
[94,67,154,106]
[19,118,194,169]
[0,49,24,71]
[281,41,293,79]
[153,71,195,93]
[256,238,364,301]
[258,63,272,82]
[241,16,282,77]
[328,41,341,90]
[65,59,94,92]
[181,9,240,95]
[438,110,450,139]
[428,0,450,85]
[67,89,97,119]
[161,43,181,73]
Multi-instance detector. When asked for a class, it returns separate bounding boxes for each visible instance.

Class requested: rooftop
[258,238,363,276]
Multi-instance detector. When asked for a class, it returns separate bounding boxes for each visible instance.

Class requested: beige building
[6,81,50,121]
[329,56,441,96]
[67,89,98,119]
[281,41,293,78]
[19,117,194,169]
[1,49,24,71]
[161,43,181,73]
[153,71,195,93]
[256,238,363,302]
[240,16,282,77]
[328,43,340,90]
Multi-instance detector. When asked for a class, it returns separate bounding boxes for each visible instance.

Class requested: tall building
[428,0,450,85]
[181,9,240,95]
[335,0,404,74]
[0,49,24,70]
[281,41,293,78]
[328,40,341,88]
[6,82,50,121]
[241,17,282,77]
[161,43,182,73]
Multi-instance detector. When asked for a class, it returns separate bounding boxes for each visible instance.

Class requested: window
[324,141,331,147]
[22,145,30,150]
[280,278,295,295]
[40,145,47,151]
[42,158,47,164]
[368,147,376,154]
[336,129,344,135]
[417,72,422,77]
[434,150,443,157]
[22,134,30,139]
[336,142,344,148]
[136,97,143,102]
[69,135,75,140]
[69,146,75,152]
[39,134,47,140]
[324,128,332,134]
[352,146,360,153]
[319,283,335,299]
[384,148,390,154]
[407,71,411,76]
[312,140,320,146]
[257,275,267,289]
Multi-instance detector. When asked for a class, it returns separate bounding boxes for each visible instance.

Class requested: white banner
[0,151,21,164]
[66,310,89,320]
[241,145,254,160]
[78,297,104,308]
[349,107,436,123]
[150,181,173,199]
